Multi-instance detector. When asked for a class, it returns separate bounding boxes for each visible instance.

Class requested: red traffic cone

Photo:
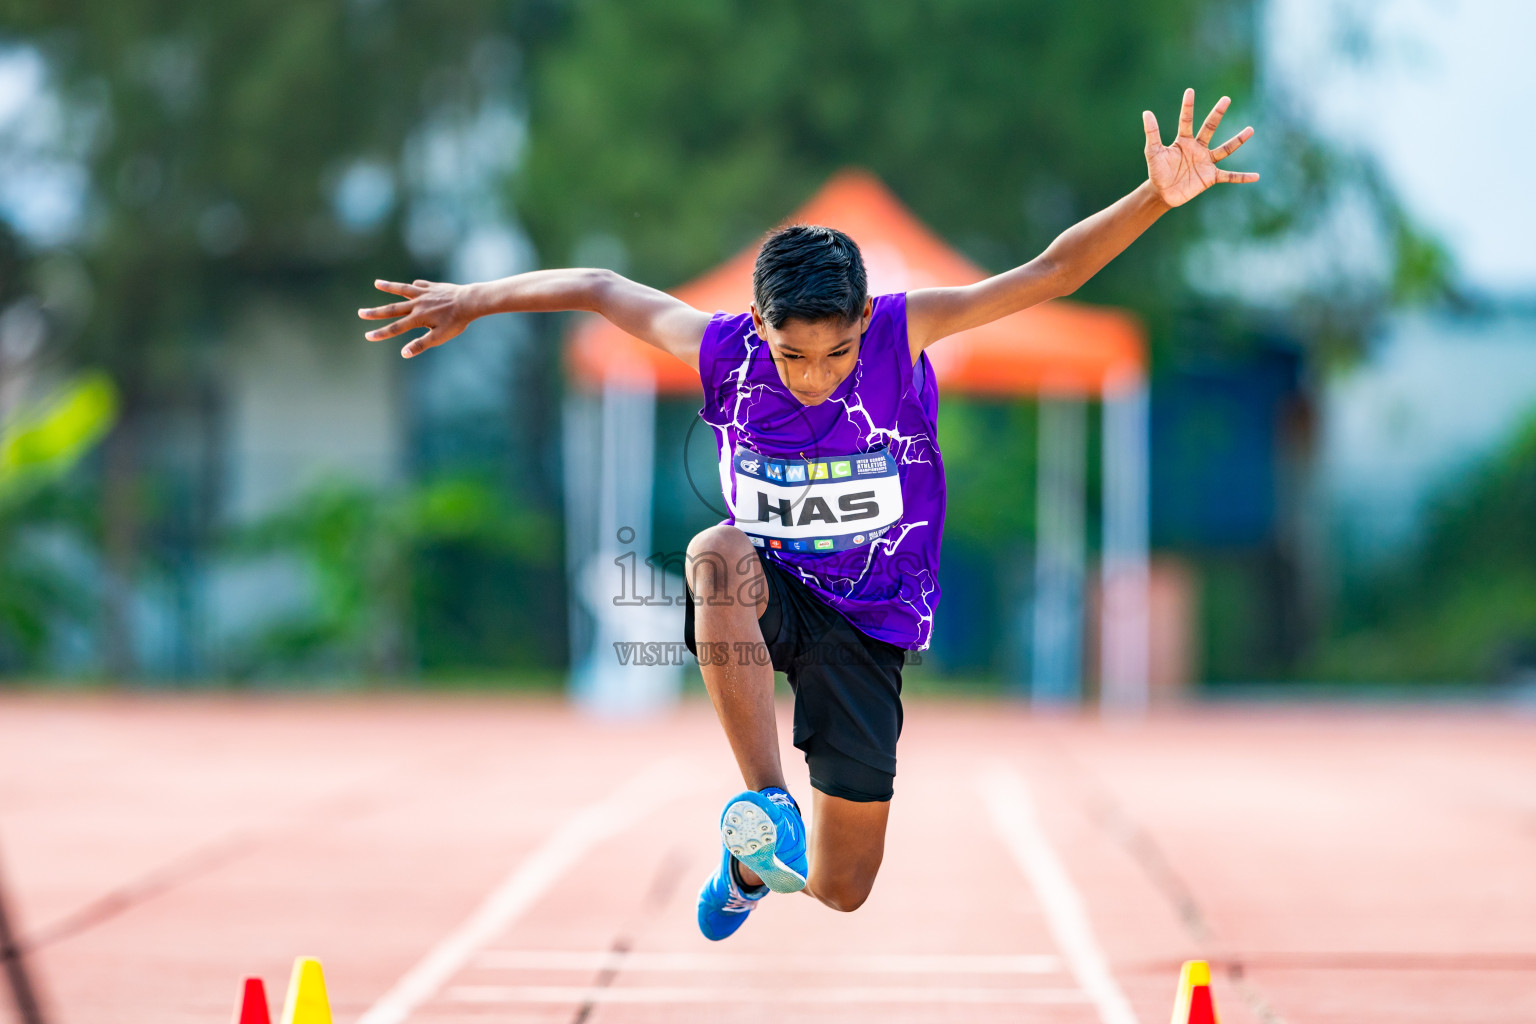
[1170,960,1220,1024]
[232,977,272,1024]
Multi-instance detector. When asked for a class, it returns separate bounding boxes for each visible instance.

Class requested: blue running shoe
[696,844,769,941]
[719,787,808,894]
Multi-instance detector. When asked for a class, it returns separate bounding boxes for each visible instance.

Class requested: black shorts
[683,554,907,802]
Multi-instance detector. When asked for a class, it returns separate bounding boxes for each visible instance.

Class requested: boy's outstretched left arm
[906,88,1257,361]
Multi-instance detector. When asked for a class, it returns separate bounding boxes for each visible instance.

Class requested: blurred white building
[1269,0,1536,567]
[1322,308,1536,565]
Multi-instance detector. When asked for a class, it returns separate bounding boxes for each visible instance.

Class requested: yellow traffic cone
[279,957,332,1024]
[1170,959,1220,1024]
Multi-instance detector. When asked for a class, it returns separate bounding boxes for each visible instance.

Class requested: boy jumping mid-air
[359,90,1256,939]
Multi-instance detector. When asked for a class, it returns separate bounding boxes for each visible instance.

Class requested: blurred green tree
[1316,416,1536,684]
[225,474,559,680]
[0,373,116,670]
[0,0,563,675]
[515,0,1444,350]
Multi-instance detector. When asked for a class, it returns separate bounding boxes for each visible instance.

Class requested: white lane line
[356,758,690,1024]
[979,765,1140,1024]
[474,950,1062,974]
[447,985,1089,1005]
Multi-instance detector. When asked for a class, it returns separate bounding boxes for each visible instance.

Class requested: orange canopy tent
[562,170,1149,713]
[566,169,1145,397]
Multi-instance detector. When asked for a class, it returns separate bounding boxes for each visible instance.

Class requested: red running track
[1,694,1534,1024]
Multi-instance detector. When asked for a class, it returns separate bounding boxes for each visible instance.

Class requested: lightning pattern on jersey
[694,294,946,651]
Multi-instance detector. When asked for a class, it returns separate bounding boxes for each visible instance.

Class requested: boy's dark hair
[752,224,867,329]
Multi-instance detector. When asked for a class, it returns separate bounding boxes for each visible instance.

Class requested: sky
[0,47,87,248]
[1265,0,1536,296]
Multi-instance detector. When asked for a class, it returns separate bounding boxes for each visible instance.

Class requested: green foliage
[2,0,557,359]
[0,480,96,671]
[0,374,114,669]
[0,221,27,306]
[1,0,567,675]
[516,0,1452,369]
[522,0,1249,303]
[1315,415,1536,682]
[224,475,560,680]
[938,399,1038,545]
[0,373,116,501]
[1390,216,1457,307]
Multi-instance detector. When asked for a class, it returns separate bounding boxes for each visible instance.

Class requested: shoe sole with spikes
[721,797,806,894]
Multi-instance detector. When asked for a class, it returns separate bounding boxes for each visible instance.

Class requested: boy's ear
[750,303,766,334]
[859,296,874,330]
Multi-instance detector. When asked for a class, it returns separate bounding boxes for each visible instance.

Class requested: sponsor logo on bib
[726,445,902,554]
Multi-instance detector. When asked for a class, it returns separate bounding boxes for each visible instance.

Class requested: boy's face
[751,297,874,407]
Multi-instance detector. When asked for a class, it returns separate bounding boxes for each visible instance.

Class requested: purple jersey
[696,292,944,650]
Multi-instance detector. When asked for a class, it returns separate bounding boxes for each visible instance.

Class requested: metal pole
[575,366,666,715]
[1100,381,1150,713]
[1032,396,1086,704]
[562,391,600,671]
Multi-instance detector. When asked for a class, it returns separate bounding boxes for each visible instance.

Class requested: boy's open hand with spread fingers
[905,87,1257,356]
[1143,87,1258,207]
[358,279,477,358]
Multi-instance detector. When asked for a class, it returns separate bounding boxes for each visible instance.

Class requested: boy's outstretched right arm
[358,268,710,367]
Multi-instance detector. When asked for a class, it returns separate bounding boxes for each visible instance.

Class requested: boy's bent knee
[810,863,878,912]
[814,878,874,913]
[686,524,753,562]
[685,526,765,609]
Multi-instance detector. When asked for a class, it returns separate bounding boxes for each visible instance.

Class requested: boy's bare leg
[804,790,890,912]
[686,524,786,798]
[687,524,891,904]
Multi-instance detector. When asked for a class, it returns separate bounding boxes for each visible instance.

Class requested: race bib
[728,445,903,554]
